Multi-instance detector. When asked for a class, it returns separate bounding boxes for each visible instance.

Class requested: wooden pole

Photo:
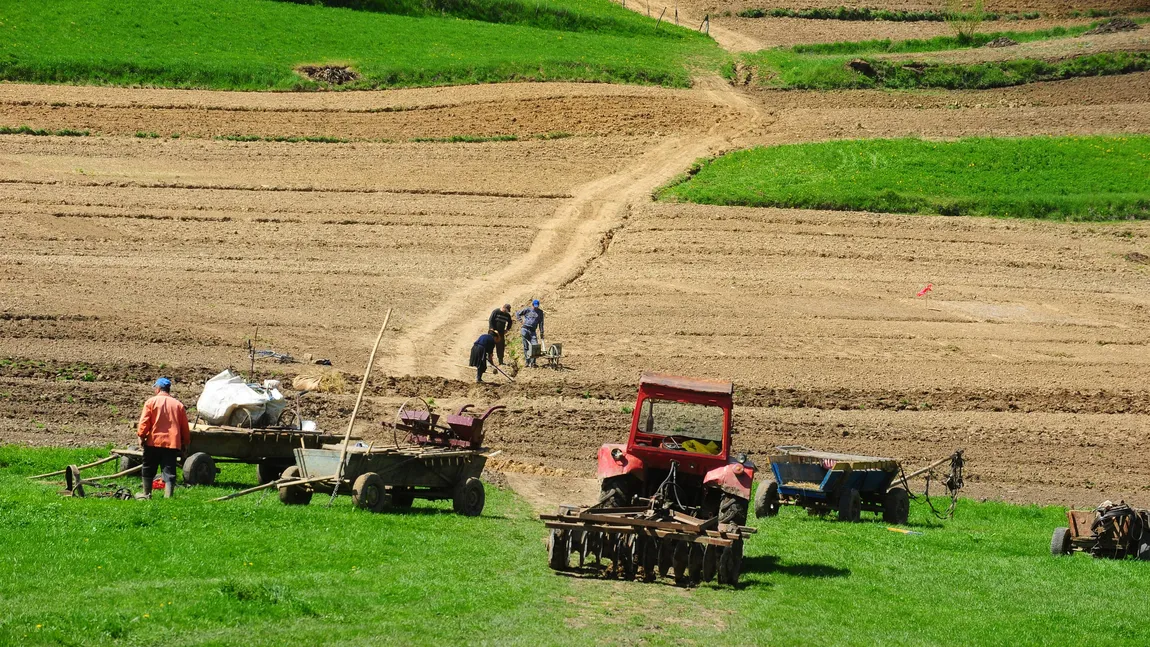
[675,5,678,24]
[28,454,116,479]
[328,309,392,505]
[83,464,142,482]
[655,6,666,30]
[901,453,957,483]
[213,478,284,502]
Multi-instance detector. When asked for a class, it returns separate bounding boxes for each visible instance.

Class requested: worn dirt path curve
[390,77,768,377]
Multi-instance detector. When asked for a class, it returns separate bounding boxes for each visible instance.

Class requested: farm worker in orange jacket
[137,377,191,499]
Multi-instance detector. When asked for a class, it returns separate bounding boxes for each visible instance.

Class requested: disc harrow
[541,500,757,586]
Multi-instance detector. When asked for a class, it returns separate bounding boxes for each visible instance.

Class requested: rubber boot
[164,480,174,499]
[139,476,153,500]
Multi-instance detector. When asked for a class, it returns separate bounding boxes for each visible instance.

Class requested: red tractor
[543,372,756,585]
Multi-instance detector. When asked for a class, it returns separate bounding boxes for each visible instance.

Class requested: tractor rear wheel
[882,488,910,525]
[352,472,388,512]
[453,477,485,516]
[182,452,216,486]
[838,488,862,522]
[719,495,748,526]
[717,540,743,586]
[754,480,781,519]
[547,529,570,571]
[1050,527,1072,556]
[278,466,312,505]
[599,475,636,508]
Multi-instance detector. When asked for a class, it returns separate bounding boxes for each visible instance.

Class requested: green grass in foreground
[658,136,1150,220]
[0,0,723,90]
[738,49,1150,90]
[2,445,1149,646]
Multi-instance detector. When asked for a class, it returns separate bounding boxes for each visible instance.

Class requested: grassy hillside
[658,136,1150,221]
[2,445,1149,646]
[0,0,723,90]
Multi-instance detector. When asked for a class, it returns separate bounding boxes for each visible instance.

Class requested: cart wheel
[452,477,485,516]
[118,453,141,473]
[1050,527,1072,556]
[278,465,312,506]
[882,487,911,525]
[754,480,781,519]
[390,488,415,508]
[547,529,570,571]
[702,544,718,582]
[352,472,389,513]
[256,460,288,485]
[838,488,862,522]
[717,540,743,586]
[182,452,216,486]
[1138,543,1150,561]
[687,543,704,585]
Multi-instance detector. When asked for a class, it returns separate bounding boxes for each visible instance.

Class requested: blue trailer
[754,446,910,524]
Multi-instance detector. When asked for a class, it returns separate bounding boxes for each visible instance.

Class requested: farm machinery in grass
[541,373,757,586]
[1051,501,1150,560]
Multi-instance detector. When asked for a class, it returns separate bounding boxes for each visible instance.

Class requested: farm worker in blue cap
[515,299,545,368]
[136,377,191,499]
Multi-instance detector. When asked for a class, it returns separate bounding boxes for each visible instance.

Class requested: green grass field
[0,0,723,90]
[2,445,1149,646]
[657,136,1150,221]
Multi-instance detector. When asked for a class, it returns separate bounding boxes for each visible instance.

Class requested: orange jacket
[137,392,191,450]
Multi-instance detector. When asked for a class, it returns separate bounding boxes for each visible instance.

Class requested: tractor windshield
[638,398,725,455]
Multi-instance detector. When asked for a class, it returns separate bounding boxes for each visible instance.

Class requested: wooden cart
[1051,503,1150,560]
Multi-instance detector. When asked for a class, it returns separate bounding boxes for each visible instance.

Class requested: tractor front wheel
[719,494,748,526]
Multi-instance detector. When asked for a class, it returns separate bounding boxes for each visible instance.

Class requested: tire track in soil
[389,77,770,378]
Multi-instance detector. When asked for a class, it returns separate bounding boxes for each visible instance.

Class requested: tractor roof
[638,372,734,396]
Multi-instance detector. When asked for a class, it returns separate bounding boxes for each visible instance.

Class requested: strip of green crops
[0,0,723,90]
[657,136,1150,221]
[2,445,1149,646]
[740,50,1150,90]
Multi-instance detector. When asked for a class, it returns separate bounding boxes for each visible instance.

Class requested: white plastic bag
[196,370,285,428]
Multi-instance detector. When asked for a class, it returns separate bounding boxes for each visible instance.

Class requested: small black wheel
[278,465,312,505]
[547,529,570,571]
[838,487,862,522]
[182,452,216,486]
[883,487,911,525]
[391,488,415,508]
[352,472,388,512]
[717,540,743,586]
[754,480,781,518]
[1050,527,1072,556]
[599,475,635,508]
[453,477,485,516]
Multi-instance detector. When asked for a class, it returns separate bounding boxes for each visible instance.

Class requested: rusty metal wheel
[278,465,312,505]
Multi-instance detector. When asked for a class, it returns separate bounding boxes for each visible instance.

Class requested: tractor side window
[639,398,724,455]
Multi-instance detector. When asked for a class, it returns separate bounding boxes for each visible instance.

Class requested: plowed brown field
[2,27,1148,511]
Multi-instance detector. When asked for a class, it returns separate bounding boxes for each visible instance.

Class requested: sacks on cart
[196,369,286,428]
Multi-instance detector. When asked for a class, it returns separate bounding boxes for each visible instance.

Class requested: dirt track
[2,9,1149,509]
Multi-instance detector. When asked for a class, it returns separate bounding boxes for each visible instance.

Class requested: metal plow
[541,500,757,586]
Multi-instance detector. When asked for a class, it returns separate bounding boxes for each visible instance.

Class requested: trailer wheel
[1050,527,1072,556]
[838,488,862,522]
[278,466,312,506]
[717,540,743,586]
[352,472,389,513]
[547,529,570,571]
[754,480,781,519]
[182,452,216,486]
[453,477,485,516]
[882,488,910,525]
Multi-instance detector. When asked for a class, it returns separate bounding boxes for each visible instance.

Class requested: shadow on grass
[742,554,850,579]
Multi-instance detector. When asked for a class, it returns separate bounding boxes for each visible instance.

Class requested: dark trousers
[469,343,489,382]
[494,335,506,364]
[142,445,180,485]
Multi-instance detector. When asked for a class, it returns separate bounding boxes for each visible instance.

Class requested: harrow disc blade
[658,538,674,579]
[672,540,690,584]
[702,544,718,582]
[687,543,704,585]
[640,536,658,582]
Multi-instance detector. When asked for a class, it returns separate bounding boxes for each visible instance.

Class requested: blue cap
[532,299,540,307]
[154,377,172,389]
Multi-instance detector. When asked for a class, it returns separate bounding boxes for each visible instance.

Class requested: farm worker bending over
[488,303,513,365]
[136,377,191,499]
[516,300,545,368]
[469,330,499,383]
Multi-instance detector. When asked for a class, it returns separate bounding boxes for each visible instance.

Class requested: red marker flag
[916,283,934,298]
